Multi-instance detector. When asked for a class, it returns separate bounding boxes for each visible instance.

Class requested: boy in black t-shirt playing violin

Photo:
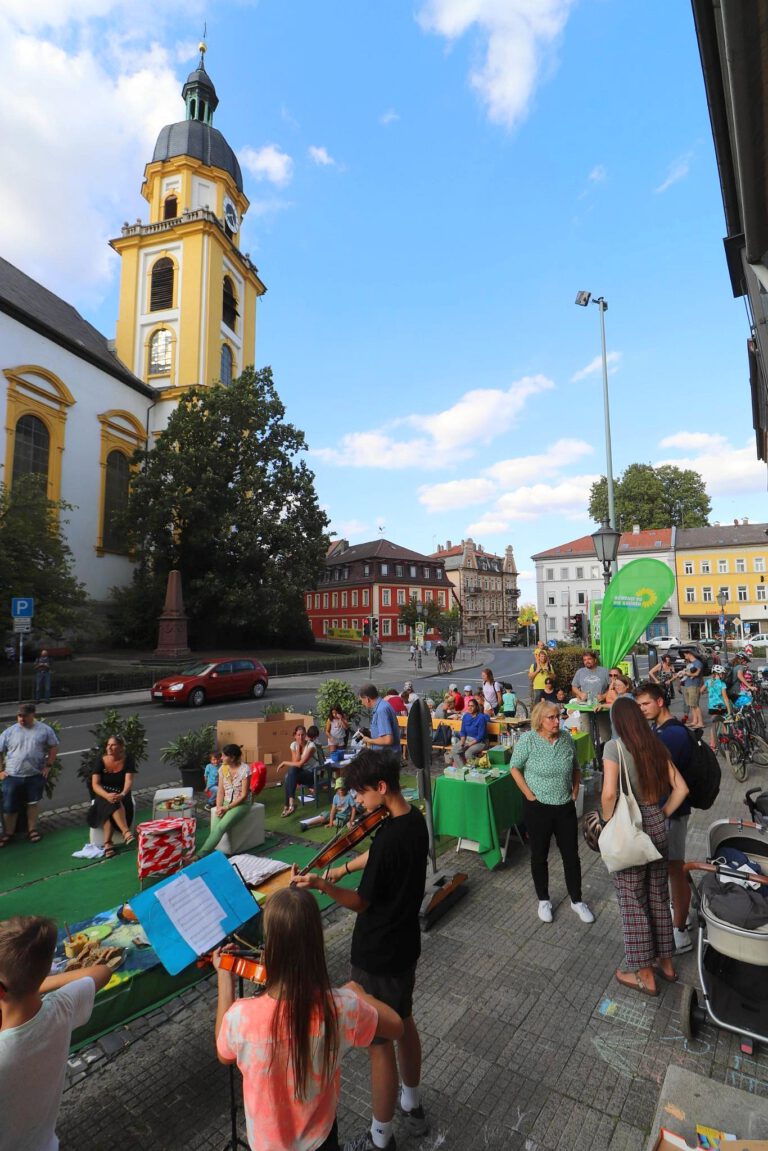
[294,749,429,1151]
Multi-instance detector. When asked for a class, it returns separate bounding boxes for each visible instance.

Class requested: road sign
[13,618,31,633]
[744,622,752,636]
[547,639,557,648]
[11,597,34,618]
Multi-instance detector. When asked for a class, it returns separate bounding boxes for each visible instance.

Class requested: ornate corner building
[431,538,520,645]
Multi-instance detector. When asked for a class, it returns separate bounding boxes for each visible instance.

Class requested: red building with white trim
[304,538,449,643]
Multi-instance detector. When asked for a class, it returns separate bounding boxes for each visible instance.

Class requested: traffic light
[570,612,584,638]
[372,617,379,635]
[363,618,370,637]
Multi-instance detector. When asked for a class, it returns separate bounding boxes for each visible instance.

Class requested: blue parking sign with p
[11,597,34,618]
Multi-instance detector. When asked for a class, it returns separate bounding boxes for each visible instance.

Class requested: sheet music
[154,873,227,954]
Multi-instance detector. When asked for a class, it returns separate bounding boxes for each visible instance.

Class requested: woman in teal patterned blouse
[510,701,595,926]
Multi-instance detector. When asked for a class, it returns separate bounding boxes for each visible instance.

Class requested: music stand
[406,698,468,929]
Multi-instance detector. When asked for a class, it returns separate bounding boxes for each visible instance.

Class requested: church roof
[0,257,154,397]
[151,120,243,192]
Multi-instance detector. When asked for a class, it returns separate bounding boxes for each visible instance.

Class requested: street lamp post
[415,602,424,668]
[591,521,621,589]
[716,589,728,644]
[576,291,617,573]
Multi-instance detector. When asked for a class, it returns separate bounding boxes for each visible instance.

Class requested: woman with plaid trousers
[600,697,689,997]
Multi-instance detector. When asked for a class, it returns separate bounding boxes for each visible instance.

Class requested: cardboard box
[653,1132,768,1151]
[217,714,314,785]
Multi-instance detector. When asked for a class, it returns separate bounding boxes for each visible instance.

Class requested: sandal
[615,969,658,997]
[653,965,679,984]
[123,832,135,846]
[104,842,115,858]
[0,834,12,848]
[281,806,296,818]
[27,830,42,843]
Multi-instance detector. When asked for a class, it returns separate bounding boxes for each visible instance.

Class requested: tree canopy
[518,603,539,626]
[0,477,86,634]
[110,367,329,647]
[588,464,711,530]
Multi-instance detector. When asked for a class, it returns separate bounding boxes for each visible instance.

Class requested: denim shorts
[2,773,46,813]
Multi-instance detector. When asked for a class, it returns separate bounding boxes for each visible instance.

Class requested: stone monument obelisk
[154,569,191,659]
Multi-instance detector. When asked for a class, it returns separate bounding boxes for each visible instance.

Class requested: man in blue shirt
[451,698,490,765]
[635,681,693,954]
[359,684,401,752]
[0,704,59,846]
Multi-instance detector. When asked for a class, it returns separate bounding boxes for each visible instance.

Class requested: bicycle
[437,656,454,674]
[713,709,768,781]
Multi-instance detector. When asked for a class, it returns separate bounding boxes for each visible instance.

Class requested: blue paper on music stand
[130,853,259,975]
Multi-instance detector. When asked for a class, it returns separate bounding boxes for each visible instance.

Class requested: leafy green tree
[111,367,330,647]
[437,606,461,641]
[0,477,87,635]
[315,678,361,725]
[589,464,710,529]
[397,596,445,633]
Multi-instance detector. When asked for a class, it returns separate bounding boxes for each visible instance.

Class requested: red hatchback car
[151,657,269,708]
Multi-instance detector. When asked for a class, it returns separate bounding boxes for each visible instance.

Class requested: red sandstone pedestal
[154,569,191,659]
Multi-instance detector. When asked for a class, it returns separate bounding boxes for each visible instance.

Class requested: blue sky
[2,1,765,607]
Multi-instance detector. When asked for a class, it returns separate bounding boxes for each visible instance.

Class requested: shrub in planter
[160,724,216,792]
[315,679,362,726]
[549,646,590,695]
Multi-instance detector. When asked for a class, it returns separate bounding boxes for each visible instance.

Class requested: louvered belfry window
[150,258,174,311]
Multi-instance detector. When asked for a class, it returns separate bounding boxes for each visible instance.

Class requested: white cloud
[486,438,592,486]
[466,474,599,528]
[517,568,535,581]
[655,436,766,497]
[588,164,606,183]
[658,431,725,451]
[240,144,294,186]
[308,145,335,166]
[379,109,400,125]
[312,374,554,469]
[417,0,576,129]
[330,518,370,538]
[655,152,693,194]
[419,477,497,513]
[570,350,621,383]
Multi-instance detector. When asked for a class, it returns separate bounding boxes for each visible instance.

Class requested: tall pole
[596,298,616,534]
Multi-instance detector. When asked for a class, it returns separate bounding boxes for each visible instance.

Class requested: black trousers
[523,797,582,903]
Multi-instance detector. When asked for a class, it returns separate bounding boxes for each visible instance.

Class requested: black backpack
[724,666,742,701]
[659,718,721,810]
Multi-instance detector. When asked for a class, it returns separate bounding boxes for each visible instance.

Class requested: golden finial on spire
[198,23,207,65]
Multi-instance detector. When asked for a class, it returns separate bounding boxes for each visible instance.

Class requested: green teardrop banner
[599,558,676,669]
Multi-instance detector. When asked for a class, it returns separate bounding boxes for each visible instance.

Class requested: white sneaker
[571,900,595,924]
[673,927,693,954]
[538,900,553,923]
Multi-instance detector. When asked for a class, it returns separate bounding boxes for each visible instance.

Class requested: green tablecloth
[432,773,523,870]
[571,729,596,767]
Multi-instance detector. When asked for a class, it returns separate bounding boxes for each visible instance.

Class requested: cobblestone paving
[48,749,768,1151]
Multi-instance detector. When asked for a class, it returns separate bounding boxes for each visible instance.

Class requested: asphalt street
[41,646,537,808]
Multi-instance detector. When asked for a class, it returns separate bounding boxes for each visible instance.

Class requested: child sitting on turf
[0,916,112,1151]
[204,752,222,808]
[329,777,355,828]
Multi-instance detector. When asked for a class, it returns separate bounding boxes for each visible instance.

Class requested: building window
[222,276,238,331]
[423,566,430,578]
[306,595,312,610]
[341,591,347,607]
[577,592,586,605]
[351,618,358,630]
[332,619,338,629]
[701,560,711,574]
[546,615,556,631]
[12,414,50,490]
[149,257,174,311]
[560,567,569,579]
[352,590,358,606]
[163,195,178,220]
[220,344,233,386]
[382,619,392,636]
[102,451,130,553]
[395,565,403,577]
[381,589,391,606]
[148,328,172,374]
[758,586,767,601]
[322,593,329,608]
[545,568,554,581]
[718,559,728,574]
[702,586,713,603]
[333,569,340,581]
[397,590,406,605]
[755,557,765,573]
[737,585,748,601]
[685,587,695,603]
[547,595,555,606]
[331,592,338,607]
[436,569,442,579]
[425,590,432,601]
[575,567,584,579]
[322,620,329,634]
[363,589,369,606]
[342,567,349,580]
[736,558,747,573]
[719,586,730,600]
[398,622,407,636]
[409,565,417,578]
[590,566,600,580]
[381,564,389,576]
[363,564,370,576]
[314,594,320,608]
[684,561,693,575]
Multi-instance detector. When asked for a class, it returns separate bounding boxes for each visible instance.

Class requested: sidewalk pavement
[54,714,768,1150]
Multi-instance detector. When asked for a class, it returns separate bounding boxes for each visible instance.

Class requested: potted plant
[160,724,216,792]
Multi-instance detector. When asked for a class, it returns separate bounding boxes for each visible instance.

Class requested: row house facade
[304,538,449,643]
[532,528,679,644]
[431,538,520,645]
[675,522,768,640]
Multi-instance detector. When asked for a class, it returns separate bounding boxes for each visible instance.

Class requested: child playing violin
[214,887,402,1151]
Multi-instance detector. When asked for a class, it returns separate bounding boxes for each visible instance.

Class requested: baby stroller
[681,787,768,1055]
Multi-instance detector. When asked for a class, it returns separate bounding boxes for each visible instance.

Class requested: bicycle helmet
[711,664,726,674]
[583,810,604,853]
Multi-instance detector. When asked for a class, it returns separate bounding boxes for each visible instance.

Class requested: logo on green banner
[599,558,676,669]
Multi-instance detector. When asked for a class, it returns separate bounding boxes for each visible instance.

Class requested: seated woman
[88,734,136,858]
[276,725,321,817]
[199,744,251,855]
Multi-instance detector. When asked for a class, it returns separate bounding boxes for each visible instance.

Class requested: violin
[299,805,389,875]
[196,948,267,986]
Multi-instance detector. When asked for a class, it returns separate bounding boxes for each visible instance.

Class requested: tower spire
[182,38,219,125]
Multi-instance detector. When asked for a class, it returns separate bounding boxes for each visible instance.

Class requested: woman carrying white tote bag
[599,698,689,997]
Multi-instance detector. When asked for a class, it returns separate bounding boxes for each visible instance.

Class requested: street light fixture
[575,291,617,565]
[716,589,728,643]
[591,521,621,588]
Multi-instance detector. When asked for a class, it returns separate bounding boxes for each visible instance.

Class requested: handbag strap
[616,741,635,800]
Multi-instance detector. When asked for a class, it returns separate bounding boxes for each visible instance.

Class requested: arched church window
[221,344,233,386]
[103,451,130,553]
[148,329,172,375]
[12,414,50,490]
[222,276,238,331]
[163,196,178,220]
[150,257,174,311]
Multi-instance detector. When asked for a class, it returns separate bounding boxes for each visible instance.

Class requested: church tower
[111,43,266,425]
